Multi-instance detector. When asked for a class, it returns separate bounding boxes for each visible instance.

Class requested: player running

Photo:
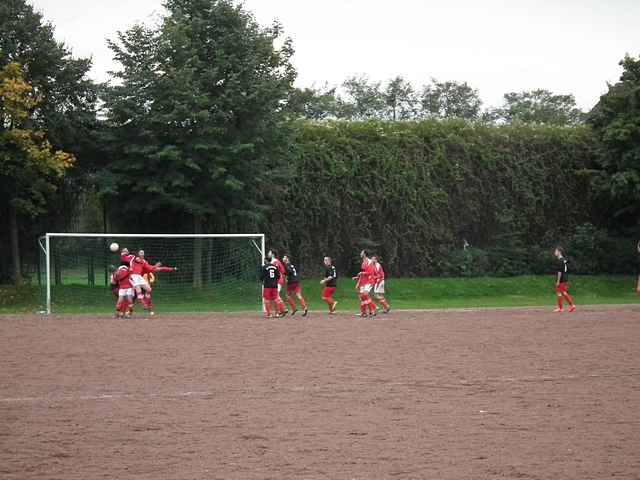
[320,256,338,314]
[553,246,576,313]
[353,249,377,317]
[371,255,391,313]
[261,254,286,317]
[282,254,308,316]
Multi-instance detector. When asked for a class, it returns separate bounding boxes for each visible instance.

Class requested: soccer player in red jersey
[268,249,287,313]
[320,256,338,314]
[353,249,377,317]
[141,261,177,315]
[120,248,175,315]
[282,254,308,316]
[111,262,134,318]
[371,255,391,313]
[553,246,576,313]
[261,255,286,317]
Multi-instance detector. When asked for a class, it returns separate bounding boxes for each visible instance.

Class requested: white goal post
[38,233,265,315]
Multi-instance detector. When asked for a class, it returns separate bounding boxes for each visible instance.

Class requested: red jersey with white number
[373,262,385,285]
[112,266,132,289]
[272,258,286,285]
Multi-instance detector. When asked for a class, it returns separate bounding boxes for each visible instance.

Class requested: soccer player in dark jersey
[553,246,576,313]
[260,255,286,317]
[282,255,308,316]
[320,256,338,314]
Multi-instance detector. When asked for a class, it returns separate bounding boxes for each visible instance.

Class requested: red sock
[379,297,390,310]
[265,302,272,316]
[322,297,333,311]
[359,294,367,314]
[299,296,307,309]
[563,293,574,306]
[275,298,285,314]
[287,297,297,311]
[556,297,563,309]
[367,297,377,313]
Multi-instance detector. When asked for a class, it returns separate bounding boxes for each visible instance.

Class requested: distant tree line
[0,0,638,283]
[289,76,585,125]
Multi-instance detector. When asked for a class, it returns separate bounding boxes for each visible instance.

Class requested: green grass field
[0,275,637,314]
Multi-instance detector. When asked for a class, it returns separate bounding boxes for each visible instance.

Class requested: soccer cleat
[302,308,308,317]
[383,307,391,314]
[290,309,297,316]
[553,307,564,313]
[568,305,576,312]
[369,311,377,317]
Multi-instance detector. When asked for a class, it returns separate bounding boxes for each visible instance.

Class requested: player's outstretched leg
[297,292,308,316]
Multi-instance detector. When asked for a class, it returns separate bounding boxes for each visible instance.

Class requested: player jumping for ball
[120,248,176,315]
[110,262,134,318]
[371,255,391,313]
[553,246,576,313]
[353,249,377,317]
[261,254,286,317]
[320,256,338,314]
[282,254,308,316]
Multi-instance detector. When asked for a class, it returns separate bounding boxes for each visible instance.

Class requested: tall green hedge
[263,120,598,277]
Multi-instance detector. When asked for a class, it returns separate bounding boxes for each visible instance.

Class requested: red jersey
[357,258,375,287]
[272,258,286,285]
[373,262,385,285]
[112,266,132,289]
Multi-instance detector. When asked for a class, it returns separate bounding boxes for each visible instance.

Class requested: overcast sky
[27,0,640,111]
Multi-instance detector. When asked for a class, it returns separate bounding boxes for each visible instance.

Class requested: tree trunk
[193,214,203,288]
[9,206,23,285]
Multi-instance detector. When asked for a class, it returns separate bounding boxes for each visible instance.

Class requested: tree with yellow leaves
[0,62,74,284]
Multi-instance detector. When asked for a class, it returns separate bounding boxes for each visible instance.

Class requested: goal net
[38,234,265,315]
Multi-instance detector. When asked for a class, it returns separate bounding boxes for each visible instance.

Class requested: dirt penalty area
[1,305,639,479]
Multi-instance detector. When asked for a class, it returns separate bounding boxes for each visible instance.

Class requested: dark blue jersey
[261,264,280,289]
[557,257,569,283]
[324,265,337,287]
[285,263,300,285]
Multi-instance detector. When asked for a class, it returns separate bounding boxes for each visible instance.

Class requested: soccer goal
[38,233,265,315]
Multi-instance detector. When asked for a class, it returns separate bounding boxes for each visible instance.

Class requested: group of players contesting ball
[109,241,640,318]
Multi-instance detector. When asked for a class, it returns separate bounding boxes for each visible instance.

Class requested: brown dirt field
[1,306,639,479]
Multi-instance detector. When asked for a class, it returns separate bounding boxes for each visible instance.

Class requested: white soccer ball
[109,242,119,253]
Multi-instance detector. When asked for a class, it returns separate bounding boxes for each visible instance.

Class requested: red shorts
[287,283,301,295]
[263,288,278,301]
[322,287,336,299]
[555,282,569,294]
